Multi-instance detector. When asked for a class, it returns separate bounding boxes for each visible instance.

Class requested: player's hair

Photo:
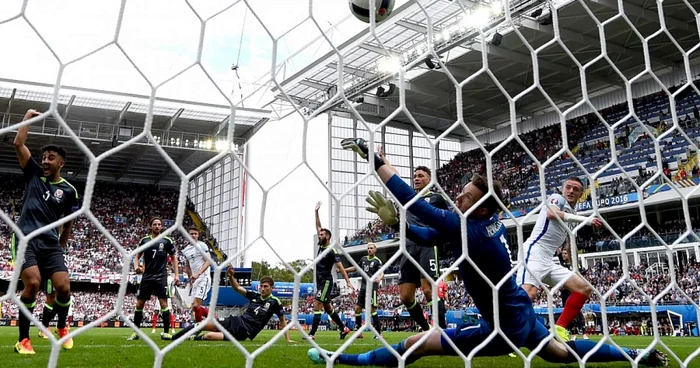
[564,176,584,188]
[414,165,431,176]
[470,173,507,216]
[320,228,332,238]
[149,217,162,226]
[260,276,274,287]
[41,145,67,160]
[367,242,376,248]
[188,227,199,233]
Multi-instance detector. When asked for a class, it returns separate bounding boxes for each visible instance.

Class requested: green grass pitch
[1,327,699,367]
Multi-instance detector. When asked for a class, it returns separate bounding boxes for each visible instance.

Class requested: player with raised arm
[516,177,602,341]
[12,109,80,354]
[310,202,355,340]
[182,227,211,323]
[343,242,383,338]
[127,217,179,341]
[306,138,667,367]
[169,268,293,343]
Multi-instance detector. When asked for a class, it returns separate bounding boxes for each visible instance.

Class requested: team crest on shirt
[549,197,558,205]
[54,189,64,201]
[159,244,164,251]
[264,302,270,309]
[424,197,431,202]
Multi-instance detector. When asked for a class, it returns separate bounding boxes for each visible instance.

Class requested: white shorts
[516,258,573,289]
[190,276,212,300]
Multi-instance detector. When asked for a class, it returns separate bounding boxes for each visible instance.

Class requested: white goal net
[0,0,699,367]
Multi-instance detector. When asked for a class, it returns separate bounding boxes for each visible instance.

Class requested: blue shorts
[440,316,549,356]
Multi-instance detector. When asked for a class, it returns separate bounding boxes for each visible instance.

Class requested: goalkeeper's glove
[340,138,385,170]
[365,191,398,226]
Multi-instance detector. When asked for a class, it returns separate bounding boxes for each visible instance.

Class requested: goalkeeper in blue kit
[306,138,668,367]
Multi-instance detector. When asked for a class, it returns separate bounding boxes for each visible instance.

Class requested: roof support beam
[327,62,374,79]
[117,102,131,124]
[518,18,679,70]
[358,43,390,55]
[585,0,691,32]
[299,80,331,90]
[165,108,184,132]
[213,116,229,136]
[396,20,428,34]
[2,88,16,127]
[62,95,75,120]
[155,150,198,184]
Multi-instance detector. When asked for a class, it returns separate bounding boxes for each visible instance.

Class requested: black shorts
[12,234,68,281]
[136,278,169,301]
[222,316,251,341]
[398,244,439,285]
[315,277,335,304]
[356,285,377,308]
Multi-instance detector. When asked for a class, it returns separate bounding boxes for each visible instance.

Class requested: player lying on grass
[306,138,668,367]
[168,268,293,343]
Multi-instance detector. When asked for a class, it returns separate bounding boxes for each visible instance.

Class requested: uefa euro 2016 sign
[575,193,639,211]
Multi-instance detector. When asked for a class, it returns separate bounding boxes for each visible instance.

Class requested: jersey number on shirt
[429,259,437,272]
[43,190,50,201]
[254,306,261,315]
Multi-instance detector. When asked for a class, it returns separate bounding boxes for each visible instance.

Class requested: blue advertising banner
[250,281,316,298]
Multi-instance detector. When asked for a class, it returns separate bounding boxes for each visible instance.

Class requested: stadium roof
[0,80,270,186]
[271,0,698,138]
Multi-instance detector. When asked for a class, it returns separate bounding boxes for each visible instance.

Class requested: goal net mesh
[0,0,699,367]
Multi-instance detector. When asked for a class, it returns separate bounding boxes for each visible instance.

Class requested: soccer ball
[349,0,395,23]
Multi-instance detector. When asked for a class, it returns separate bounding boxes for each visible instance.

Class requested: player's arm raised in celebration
[226,268,247,296]
[13,109,40,168]
[314,201,323,233]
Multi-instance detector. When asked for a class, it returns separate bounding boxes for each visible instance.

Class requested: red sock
[200,307,209,318]
[152,316,158,330]
[193,307,203,322]
[170,314,175,326]
[556,292,588,328]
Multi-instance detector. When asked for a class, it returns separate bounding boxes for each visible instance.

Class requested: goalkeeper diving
[305,138,668,367]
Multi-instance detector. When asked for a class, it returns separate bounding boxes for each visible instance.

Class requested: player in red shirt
[437,280,448,328]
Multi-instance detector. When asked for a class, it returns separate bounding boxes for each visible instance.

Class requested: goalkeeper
[306,138,668,367]
[168,268,293,343]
